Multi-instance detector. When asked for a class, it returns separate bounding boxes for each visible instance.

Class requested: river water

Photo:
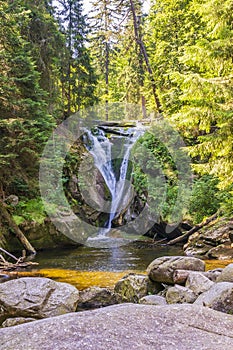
[22,244,183,290]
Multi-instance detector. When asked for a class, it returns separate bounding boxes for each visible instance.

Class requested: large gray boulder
[147,256,205,284]
[194,282,233,313]
[166,285,197,304]
[1,304,233,350]
[0,277,79,324]
[78,287,116,309]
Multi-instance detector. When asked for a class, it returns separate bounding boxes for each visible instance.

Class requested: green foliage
[189,175,220,223]
[132,130,180,221]
[13,198,46,224]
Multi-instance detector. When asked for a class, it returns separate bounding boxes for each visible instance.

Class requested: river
[21,243,184,289]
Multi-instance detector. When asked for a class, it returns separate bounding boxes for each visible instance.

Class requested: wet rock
[185,272,214,295]
[166,285,197,304]
[78,287,116,309]
[194,282,233,313]
[2,304,233,350]
[139,295,167,305]
[14,219,82,250]
[216,264,233,283]
[147,256,205,284]
[0,277,79,324]
[2,317,36,328]
[114,273,161,303]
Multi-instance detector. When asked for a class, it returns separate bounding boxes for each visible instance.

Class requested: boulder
[2,317,36,328]
[139,295,167,305]
[78,287,116,309]
[2,304,233,349]
[147,256,205,284]
[166,285,197,304]
[185,272,214,295]
[216,264,233,283]
[204,268,223,282]
[194,282,233,313]
[0,277,79,324]
[114,273,162,303]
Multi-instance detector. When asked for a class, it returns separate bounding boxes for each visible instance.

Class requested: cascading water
[83,123,144,240]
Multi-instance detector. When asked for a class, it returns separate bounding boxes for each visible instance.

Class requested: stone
[139,295,167,305]
[194,282,233,313]
[216,264,233,283]
[205,268,223,282]
[2,317,36,328]
[114,273,152,303]
[207,244,233,259]
[4,195,19,206]
[147,256,205,284]
[2,304,233,349]
[78,287,116,309]
[0,277,79,324]
[185,272,214,295]
[166,285,197,304]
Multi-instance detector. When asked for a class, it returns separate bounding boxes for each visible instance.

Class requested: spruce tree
[172,0,233,189]
[56,0,98,115]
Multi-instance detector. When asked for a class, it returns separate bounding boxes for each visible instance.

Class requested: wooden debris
[0,200,36,255]
[168,212,219,246]
[0,247,38,273]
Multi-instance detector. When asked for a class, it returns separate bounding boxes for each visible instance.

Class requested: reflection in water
[34,244,184,272]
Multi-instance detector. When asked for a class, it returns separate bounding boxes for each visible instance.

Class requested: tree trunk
[0,201,36,255]
[129,0,162,114]
[168,212,219,246]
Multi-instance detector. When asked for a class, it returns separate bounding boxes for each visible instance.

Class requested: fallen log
[168,212,219,246]
[0,200,36,255]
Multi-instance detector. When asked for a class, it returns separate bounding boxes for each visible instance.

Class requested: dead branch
[0,200,36,255]
[168,212,219,246]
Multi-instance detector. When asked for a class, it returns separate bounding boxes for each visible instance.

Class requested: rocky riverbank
[184,217,233,259]
[1,256,233,324]
[2,255,233,348]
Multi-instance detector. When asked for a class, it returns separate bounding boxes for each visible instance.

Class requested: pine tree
[89,0,122,118]
[0,0,55,192]
[56,0,97,116]
[146,0,204,114]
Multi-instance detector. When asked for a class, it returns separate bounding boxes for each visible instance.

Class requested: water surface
[22,243,184,289]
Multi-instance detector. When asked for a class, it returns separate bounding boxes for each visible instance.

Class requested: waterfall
[83,123,144,239]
